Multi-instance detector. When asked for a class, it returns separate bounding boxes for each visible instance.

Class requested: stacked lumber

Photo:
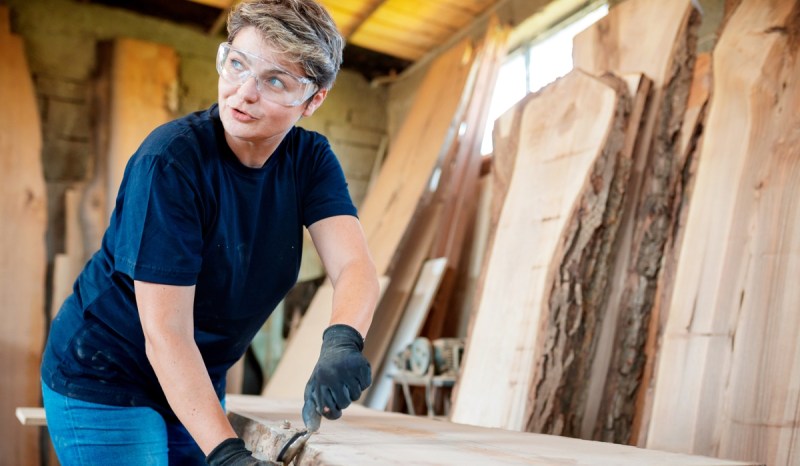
[264,20,509,405]
[647,1,800,464]
[450,69,648,431]
[572,0,700,444]
[0,7,47,465]
[226,394,758,466]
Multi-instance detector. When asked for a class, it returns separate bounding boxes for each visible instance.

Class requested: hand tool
[276,429,313,464]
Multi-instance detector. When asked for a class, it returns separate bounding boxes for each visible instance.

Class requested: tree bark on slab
[450,70,638,431]
[571,0,700,444]
[594,10,699,443]
[632,51,712,447]
[525,74,651,438]
[647,1,800,464]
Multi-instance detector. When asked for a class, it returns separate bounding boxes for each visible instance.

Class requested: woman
[40,0,379,464]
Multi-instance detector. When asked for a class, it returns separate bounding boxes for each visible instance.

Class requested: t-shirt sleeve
[302,139,358,227]
[113,153,204,286]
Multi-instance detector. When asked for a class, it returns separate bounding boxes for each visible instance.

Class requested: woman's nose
[237,75,260,101]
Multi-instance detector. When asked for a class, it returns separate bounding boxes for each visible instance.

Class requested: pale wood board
[15,407,47,427]
[364,257,448,409]
[424,20,508,339]
[226,394,758,465]
[51,188,86,319]
[572,0,699,443]
[1,7,47,465]
[357,37,473,275]
[264,38,473,399]
[450,70,629,431]
[647,1,800,464]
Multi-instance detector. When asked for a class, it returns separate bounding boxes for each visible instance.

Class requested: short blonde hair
[227,0,343,89]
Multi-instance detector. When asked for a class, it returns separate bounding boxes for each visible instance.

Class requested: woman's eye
[266,76,287,90]
[230,58,246,71]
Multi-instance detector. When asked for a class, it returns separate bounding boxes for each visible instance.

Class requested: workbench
[227,395,762,465]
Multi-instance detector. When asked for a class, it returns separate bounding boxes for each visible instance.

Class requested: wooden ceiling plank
[348,33,427,60]
[435,0,498,15]
[379,0,475,30]
[319,0,374,34]
[365,9,457,41]
[352,24,440,52]
[337,0,387,39]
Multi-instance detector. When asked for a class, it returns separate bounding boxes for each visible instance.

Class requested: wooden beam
[0,7,47,464]
[226,395,758,465]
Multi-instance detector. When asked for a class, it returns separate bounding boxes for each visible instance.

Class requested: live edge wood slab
[226,395,760,465]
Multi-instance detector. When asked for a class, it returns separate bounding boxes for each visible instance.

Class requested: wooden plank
[632,51,712,447]
[15,407,47,427]
[647,1,800,464]
[524,73,650,437]
[264,38,473,399]
[226,394,758,465]
[423,19,508,340]
[51,188,87,319]
[450,70,635,431]
[364,257,447,409]
[572,0,700,443]
[0,7,47,464]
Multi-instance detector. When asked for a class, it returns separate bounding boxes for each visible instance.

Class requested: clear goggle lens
[216,43,318,107]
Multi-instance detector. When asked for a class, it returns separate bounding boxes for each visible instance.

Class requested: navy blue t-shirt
[41,104,356,419]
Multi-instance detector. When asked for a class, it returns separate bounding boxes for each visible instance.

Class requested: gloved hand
[302,324,371,431]
[206,438,279,466]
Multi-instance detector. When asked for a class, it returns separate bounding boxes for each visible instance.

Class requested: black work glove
[302,324,371,431]
[206,438,279,466]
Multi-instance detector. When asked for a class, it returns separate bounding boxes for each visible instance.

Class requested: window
[481,3,609,155]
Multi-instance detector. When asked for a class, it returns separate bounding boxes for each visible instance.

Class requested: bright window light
[481,4,609,155]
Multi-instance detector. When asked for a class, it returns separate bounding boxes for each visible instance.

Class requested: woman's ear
[302,88,328,117]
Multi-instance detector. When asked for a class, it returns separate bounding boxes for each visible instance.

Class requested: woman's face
[218,26,326,148]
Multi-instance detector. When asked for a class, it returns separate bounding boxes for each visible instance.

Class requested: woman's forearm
[144,329,236,454]
[329,259,379,337]
[135,280,236,455]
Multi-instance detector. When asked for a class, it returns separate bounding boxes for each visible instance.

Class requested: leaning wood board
[647,1,800,465]
[264,38,474,399]
[572,0,698,443]
[450,70,633,431]
[0,7,47,465]
[226,394,758,465]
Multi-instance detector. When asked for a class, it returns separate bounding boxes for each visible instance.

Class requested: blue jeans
[42,382,209,465]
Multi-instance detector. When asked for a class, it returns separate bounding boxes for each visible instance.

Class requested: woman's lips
[231,107,256,122]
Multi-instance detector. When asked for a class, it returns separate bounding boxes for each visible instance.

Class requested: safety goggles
[216,42,318,107]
